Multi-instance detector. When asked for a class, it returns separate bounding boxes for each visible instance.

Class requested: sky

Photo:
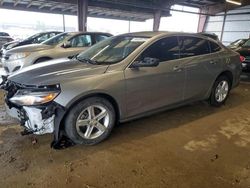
[0,5,199,39]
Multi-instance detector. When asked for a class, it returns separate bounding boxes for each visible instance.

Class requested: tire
[209,75,231,107]
[34,57,52,64]
[64,97,116,145]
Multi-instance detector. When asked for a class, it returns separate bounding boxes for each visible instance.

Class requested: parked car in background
[1,32,112,74]
[1,31,62,56]
[1,32,242,148]
[0,36,13,49]
[0,32,10,37]
[228,39,248,50]
[199,32,219,41]
[237,39,250,71]
[0,32,13,49]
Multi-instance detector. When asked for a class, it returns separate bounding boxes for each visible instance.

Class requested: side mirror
[131,57,160,68]
[62,41,71,48]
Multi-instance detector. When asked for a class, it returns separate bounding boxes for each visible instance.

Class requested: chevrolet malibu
[1,32,242,148]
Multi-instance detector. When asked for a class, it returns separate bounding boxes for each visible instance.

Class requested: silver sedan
[1,32,112,74]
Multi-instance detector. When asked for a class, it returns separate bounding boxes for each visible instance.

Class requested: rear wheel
[209,75,231,107]
[64,97,115,145]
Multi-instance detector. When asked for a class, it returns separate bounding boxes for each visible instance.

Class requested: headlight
[9,52,31,60]
[10,90,60,106]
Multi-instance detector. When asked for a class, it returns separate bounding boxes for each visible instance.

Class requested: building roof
[0,0,249,21]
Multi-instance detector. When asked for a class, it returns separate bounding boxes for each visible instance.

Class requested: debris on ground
[30,137,38,145]
[8,156,16,163]
[210,154,219,162]
[18,162,29,172]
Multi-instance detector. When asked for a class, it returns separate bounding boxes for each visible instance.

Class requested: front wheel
[64,97,116,145]
[209,75,231,107]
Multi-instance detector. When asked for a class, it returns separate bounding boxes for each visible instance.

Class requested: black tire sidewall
[210,75,231,107]
[64,97,116,145]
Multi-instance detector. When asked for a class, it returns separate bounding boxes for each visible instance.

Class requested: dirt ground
[0,83,250,188]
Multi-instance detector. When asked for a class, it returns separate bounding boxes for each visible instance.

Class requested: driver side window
[69,34,92,47]
[138,36,180,62]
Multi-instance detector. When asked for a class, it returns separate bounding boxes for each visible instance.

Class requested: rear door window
[139,36,180,62]
[209,41,222,53]
[178,36,210,58]
[69,34,92,47]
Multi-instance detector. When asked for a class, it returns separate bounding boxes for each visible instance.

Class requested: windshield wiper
[76,57,99,65]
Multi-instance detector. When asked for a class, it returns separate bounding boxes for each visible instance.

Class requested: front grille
[2,54,10,60]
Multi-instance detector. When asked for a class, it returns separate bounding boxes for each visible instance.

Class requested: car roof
[120,31,171,38]
[119,31,215,39]
[37,31,62,34]
[65,31,112,36]
[0,32,10,36]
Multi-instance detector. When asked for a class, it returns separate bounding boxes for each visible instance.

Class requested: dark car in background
[0,32,10,37]
[228,39,248,50]
[237,39,250,71]
[0,32,13,48]
[0,31,62,56]
[0,36,14,49]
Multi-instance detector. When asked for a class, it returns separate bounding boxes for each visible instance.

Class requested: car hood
[4,41,21,50]
[6,44,53,54]
[8,58,109,85]
[2,40,18,47]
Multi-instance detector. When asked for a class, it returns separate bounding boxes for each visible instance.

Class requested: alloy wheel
[76,105,110,139]
[215,80,229,102]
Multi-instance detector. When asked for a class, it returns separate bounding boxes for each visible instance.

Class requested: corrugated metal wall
[204,5,250,45]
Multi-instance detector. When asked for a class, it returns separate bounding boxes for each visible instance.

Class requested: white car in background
[1,32,112,74]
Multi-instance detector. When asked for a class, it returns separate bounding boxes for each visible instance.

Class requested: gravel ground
[0,82,250,188]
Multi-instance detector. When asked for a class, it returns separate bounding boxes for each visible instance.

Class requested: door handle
[173,66,183,72]
[210,60,217,65]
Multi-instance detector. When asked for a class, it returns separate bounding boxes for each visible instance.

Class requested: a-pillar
[77,0,88,32]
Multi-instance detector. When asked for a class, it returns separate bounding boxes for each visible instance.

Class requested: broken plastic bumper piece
[2,79,67,147]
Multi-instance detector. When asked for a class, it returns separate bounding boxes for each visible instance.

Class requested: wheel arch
[60,93,121,130]
[33,56,53,64]
[205,70,234,100]
[216,70,233,88]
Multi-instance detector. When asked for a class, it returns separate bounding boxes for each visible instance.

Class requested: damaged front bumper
[1,77,67,148]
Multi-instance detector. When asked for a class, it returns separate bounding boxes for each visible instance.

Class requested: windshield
[77,36,149,64]
[242,39,250,47]
[24,33,43,42]
[42,33,72,46]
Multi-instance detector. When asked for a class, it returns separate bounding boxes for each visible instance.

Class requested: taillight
[240,56,245,62]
